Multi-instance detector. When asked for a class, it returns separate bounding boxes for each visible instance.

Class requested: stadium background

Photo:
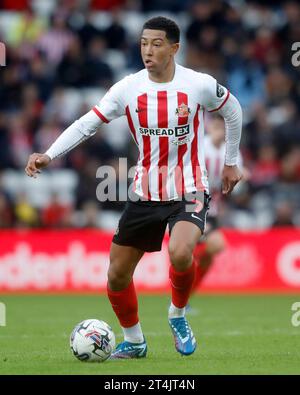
[0,0,300,293]
[1,0,300,376]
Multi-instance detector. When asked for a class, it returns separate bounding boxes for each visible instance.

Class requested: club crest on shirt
[175,103,191,117]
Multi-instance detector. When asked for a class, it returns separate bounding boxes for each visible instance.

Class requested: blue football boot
[110,338,147,359]
[169,316,196,356]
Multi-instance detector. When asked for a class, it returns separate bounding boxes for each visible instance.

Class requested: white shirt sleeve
[237,150,243,169]
[44,76,130,160]
[45,110,102,160]
[200,73,242,166]
[199,73,230,112]
[92,76,129,123]
[218,93,243,166]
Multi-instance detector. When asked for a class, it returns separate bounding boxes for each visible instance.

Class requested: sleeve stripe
[92,106,109,123]
[208,90,230,113]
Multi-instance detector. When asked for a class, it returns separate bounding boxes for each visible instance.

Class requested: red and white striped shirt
[93,64,231,201]
[46,63,242,202]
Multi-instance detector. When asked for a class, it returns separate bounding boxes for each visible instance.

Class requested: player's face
[141,29,179,73]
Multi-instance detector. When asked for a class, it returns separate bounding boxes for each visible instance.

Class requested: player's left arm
[201,75,243,195]
[218,93,243,195]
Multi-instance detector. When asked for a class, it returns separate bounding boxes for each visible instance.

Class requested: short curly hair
[142,16,180,44]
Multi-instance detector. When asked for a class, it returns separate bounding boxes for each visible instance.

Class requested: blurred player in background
[25,17,242,359]
[192,115,245,294]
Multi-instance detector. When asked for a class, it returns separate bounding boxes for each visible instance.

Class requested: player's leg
[107,242,147,359]
[167,192,210,355]
[193,229,226,290]
[168,221,202,308]
[107,199,168,359]
[108,242,143,291]
[167,221,203,355]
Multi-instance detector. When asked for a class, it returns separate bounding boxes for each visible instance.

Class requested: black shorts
[112,192,210,252]
[205,216,219,234]
[196,215,220,244]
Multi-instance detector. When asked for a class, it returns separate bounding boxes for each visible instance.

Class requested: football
[70,319,115,362]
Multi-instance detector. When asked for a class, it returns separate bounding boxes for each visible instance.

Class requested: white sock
[122,322,144,344]
[168,302,185,318]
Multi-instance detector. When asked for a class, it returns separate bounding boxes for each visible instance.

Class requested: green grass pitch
[0,294,300,375]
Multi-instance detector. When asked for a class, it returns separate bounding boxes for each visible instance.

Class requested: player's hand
[221,164,243,195]
[25,153,51,178]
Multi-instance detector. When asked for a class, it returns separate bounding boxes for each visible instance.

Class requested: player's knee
[206,232,226,255]
[107,263,131,291]
[169,243,193,270]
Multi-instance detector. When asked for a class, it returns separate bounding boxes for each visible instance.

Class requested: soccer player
[192,116,244,292]
[25,16,243,358]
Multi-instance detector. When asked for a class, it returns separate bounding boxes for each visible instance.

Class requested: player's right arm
[25,77,129,178]
[25,110,102,178]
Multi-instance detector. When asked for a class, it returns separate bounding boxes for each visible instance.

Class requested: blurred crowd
[0,0,300,230]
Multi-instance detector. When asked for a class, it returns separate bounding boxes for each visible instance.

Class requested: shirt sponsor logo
[171,136,190,145]
[175,124,189,137]
[139,124,190,137]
